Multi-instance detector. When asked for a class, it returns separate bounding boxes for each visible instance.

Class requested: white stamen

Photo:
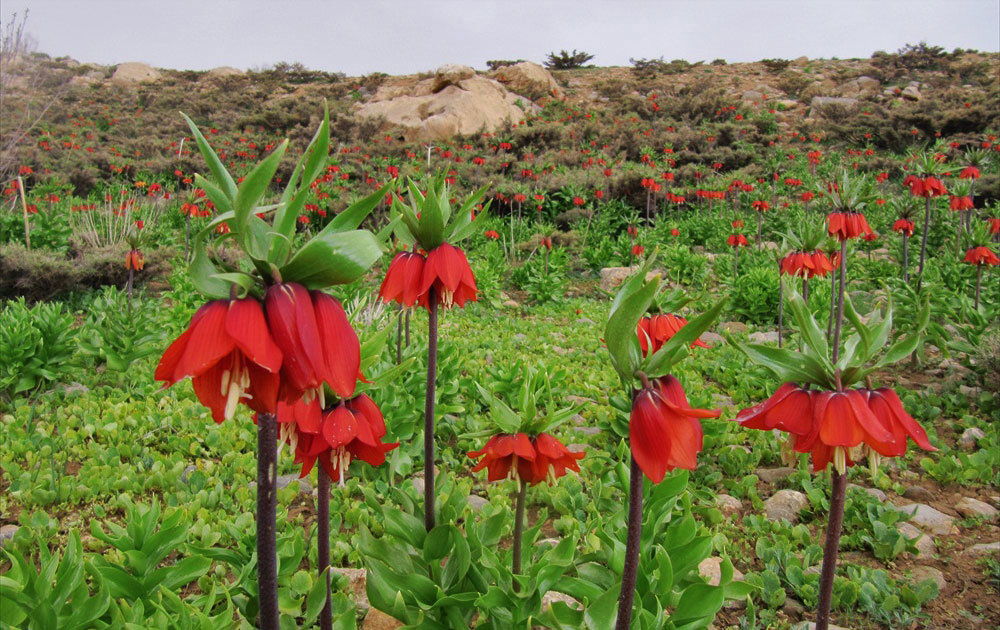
[220,369,231,396]
[834,447,847,476]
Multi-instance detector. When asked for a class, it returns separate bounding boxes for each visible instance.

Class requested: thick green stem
[975,264,982,310]
[832,240,847,364]
[777,271,784,348]
[615,456,643,630]
[902,232,909,283]
[424,289,439,531]
[916,195,931,291]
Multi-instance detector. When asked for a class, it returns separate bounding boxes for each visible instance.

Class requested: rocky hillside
[1,46,997,198]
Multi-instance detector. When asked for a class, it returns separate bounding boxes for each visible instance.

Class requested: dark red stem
[424,288,439,531]
[815,469,847,630]
[317,465,332,630]
[615,456,643,630]
[256,413,279,630]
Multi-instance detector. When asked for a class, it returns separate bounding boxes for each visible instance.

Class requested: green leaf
[785,287,833,371]
[732,340,833,388]
[672,583,723,623]
[193,175,233,214]
[234,139,288,237]
[279,230,382,289]
[326,183,395,234]
[423,526,453,562]
[645,297,726,377]
[182,113,237,200]
[188,233,232,299]
[605,271,659,384]
[584,585,620,630]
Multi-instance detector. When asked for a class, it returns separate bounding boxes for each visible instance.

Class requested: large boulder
[111,62,161,85]
[840,76,880,99]
[809,96,860,117]
[204,66,244,80]
[489,61,563,101]
[357,68,529,142]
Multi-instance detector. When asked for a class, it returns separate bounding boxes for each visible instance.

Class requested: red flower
[542,236,553,250]
[670,228,680,236]
[467,433,535,482]
[637,314,709,356]
[629,376,719,482]
[949,195,974,211]
[737,383,814,435]
[289,394,398,482]
[827,212,873,240]
[780,251,834,278]
[632,244,645,256]
[379,251,427,308]
[752,200,770,212]
[125,249,145,271]
[421,242,477,308]
[792,389,894,472]
[731,219,744,229]
[155,299,283,423]
[988,217,1000,235]
[860,388,935,458]
[265,283,360,402]
[527,433,584,485]
[964,246,1000,266]
[906,176,947,198]
[959,166,980,179]
[573,196,585,206]
[727,234,749,247]
[484,230,500,239]
[892,219,915,236]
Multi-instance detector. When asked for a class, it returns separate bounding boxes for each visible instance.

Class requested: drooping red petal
[322,404,357,449]
[819,392,863,447]
[226,298,283,373]
[630,389,671,483]
[245,363,281,416]
[872,388,935,451]
[191,359,230,424]
[313,291,360,399]
[265,283,321,395]
[174,301,235,380]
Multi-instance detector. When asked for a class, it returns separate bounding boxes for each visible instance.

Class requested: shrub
[0,297,76,403]
[761,58,792,73]
[544,49,594,70]
[485,59,523,71]
[729,264,780,324]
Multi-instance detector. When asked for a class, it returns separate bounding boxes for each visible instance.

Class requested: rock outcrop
[111,62,161,85]
[489,61,563,100]
[356,64,529,141]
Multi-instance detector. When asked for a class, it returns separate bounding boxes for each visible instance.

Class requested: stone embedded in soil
[893,503,958,536]
[958,427,986,450]
[764,489,809,523]
[467,495,488,512]
[697,556,745,586]
[908,565,947,591]
[332,568,369,613]
[896,522,935,556]
[701,331,725,345]
[542,590,582,611]
[0,524,18,546]
[575,317,595,325]
[902,485,935,502]
[848,484,886,502]
[720,321,748,334]
[573,425,602,435]
[748,331,779,344]
[783,597,806,618]
[963,541,999,556]
[954,497,998,520]
[716,494,743,517]
[277,474,312,494]
[362,608,402,630]
[756,466,796,484]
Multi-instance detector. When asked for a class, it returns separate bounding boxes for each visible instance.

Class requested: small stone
[467,495,488,512]
[848,484,886,502]
[362,608,403,630]
[180,464,197,483]
[60,382,90,395]
[783,597,806,617]
[332,568,369,613]
[720,322,747,334]
[502,300,520,308]
[900,470,920,481]
[893,503,958,535]
[963,541,999,556]
[793,623,850,630]
[909,565,946,591]
[514,333,527,341]
[958,427,986,450]
[575,317,595,325]
[701,331,725,345]
[541,591,581,612]
[955,497,998,520]
[896,522,935,556]
[757,466,796,484]
[0,524,19,546]
[277,474,312,494]
[566,396,594,406]
[574,425,602,435]
[411,477,425,495]
[749,331,780,344]
[958,385,981,398]
[902,485,934,502]
[804,564,822,575]
[698,557,745,586]
[764,489,809,523]
[715,494,743,517]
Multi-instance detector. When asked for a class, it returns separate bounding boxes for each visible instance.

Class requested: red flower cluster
[727,234,749,247]
[892,219,915,236]
[379,243,477,309]
[125,249,145,271]
[484,230,500,239]
[959,166,980,179]
[904,175,947,198]
[752,200,770,212]
[827,212,873,240]
[637,314,710,356]
[964,246,999,266]
[467,433,583,485]
[630,376,720,482]
[737,384,934,472]
[949,196,974,211]
[632,244,645,256]
[780,251,834,278]
[282,394,398,483]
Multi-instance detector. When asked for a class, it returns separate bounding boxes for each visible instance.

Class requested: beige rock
[840,76,880,99]
[431,64,475,92]
[909,565,946,591]
[896,522,935,556]
[809,96,860,117]
[698,556,745,586]
[893,503,958,535]
[111,62,161,84]
[541,590,581,612]
[205,66,244,79]
[963,541,999,556]
[490,61,563,100]
[955,497,998,520]
[715,494,743,517]
[764,490,809,523]
[332,568,369,613]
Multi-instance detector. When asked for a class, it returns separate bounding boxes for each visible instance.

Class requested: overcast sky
[4,1,999,75]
